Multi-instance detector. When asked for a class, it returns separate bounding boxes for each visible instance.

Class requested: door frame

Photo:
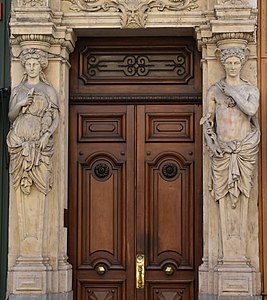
[68,35,203,299]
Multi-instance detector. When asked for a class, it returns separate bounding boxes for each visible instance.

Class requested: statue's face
[223,56,242,78]
[25,58,42,79]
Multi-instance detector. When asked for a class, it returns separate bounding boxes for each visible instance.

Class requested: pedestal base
[8,291,73,300]
[199,262,262,299]
[10,257,52,295]
[214,263,259,297]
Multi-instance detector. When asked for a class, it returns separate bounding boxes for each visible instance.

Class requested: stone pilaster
[7,2,76,297]
[197,3,261,298]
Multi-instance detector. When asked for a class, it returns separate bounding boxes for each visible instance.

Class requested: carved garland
[64,0,199,28]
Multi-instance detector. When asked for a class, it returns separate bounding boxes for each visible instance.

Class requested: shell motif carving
[64,0,199,28]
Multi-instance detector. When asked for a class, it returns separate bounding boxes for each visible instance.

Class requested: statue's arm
[201,86,223,157]
[8,87,29,122]
[47,87,59,135]
[225,84,259,116]
[8,86,34,122]
[38,87,59,150]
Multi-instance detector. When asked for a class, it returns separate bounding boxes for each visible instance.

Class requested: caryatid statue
[201,47,260,263]
[7,48,59,196]
[201,47,260,209]
[7,48,59,257]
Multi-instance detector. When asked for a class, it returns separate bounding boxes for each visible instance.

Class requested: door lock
[136,254,145,289]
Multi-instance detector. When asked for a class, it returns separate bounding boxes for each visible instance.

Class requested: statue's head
[217,47,247,66]
[20,48,48,70]
[19,48,49,84]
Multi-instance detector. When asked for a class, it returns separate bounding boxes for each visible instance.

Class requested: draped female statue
[7,48,59,195]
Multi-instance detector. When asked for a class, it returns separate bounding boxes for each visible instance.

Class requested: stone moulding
[62,0,199,28]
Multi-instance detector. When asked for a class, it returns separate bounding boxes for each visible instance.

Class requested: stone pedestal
[215,263,258,298]
[10,257,52,296]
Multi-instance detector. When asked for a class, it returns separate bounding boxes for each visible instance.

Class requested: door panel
[136,105,200,299]
[69,104,202,300]
[70,105,135,299]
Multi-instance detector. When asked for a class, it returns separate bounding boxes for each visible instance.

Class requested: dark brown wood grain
[68,37,202,300]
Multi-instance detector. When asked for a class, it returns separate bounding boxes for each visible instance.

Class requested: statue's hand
[221,84,236,99]
[20,95,33,109]
[206,139,224,158]
[37,132,50,150]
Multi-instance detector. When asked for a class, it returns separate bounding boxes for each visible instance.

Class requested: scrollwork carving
[20,0,46,7]
[63,0,199,28]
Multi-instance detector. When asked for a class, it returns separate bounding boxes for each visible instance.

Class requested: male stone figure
[201,47,260,209]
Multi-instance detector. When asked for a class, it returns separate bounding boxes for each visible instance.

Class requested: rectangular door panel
[136,105,201,300]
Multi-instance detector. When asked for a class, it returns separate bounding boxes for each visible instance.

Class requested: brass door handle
[136,254,145,289]
[164,265,175,276]
[96,265,106,275]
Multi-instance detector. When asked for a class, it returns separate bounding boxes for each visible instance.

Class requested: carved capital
[63,0,199,28]
[10,33,76,55]
[196,31,255,51]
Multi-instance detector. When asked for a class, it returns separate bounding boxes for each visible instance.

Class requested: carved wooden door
[68,103,202,300]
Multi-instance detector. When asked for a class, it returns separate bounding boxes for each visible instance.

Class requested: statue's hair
[20,48,48,69]
[218,48,247,65]
[19,48,49,84]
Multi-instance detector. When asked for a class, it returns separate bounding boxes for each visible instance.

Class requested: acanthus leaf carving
[63,0,199,28]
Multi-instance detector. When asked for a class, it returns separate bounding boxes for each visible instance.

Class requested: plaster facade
[7,0,261,299]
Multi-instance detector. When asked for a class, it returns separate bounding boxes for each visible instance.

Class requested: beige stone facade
[7,0,261,299]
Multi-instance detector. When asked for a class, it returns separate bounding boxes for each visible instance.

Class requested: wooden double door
[69,103,202,300]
